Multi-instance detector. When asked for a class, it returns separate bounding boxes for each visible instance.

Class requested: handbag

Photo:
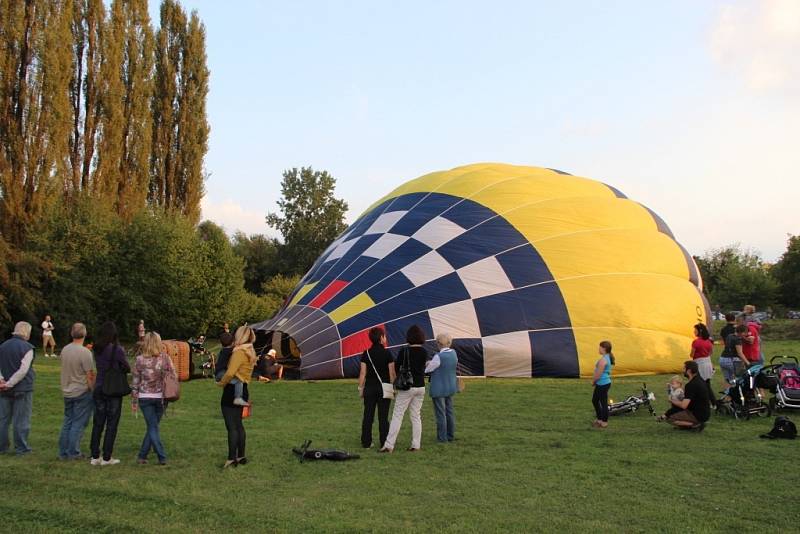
[161,353,181,402]
[393,348,414,391]
[102,345,131,397]
[366,350,394,399]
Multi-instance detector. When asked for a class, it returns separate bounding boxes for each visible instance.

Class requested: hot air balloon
[251,163,709,379]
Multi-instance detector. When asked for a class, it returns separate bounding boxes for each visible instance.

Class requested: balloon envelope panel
[253,163,708,379]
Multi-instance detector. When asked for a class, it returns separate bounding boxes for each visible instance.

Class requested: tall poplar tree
[94,0,153,216]
[68,0,104,194]
[0,0,70,245]
[150,0,184,212]
[151,1,207,222]
[174,10,209,223]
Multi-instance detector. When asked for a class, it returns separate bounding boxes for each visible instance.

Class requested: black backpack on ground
[760,416,797,440]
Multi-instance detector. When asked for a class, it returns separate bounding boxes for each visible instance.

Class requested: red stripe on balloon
[308,280,349,309]
[341,324,385,359]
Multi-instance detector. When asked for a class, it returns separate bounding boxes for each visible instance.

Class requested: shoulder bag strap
[366,350,383,383]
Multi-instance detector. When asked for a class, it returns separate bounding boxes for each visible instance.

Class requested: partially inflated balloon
[252,163,709,379]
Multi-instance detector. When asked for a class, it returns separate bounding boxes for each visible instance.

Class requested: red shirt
[691,338,713,359]
[742,324,760,362]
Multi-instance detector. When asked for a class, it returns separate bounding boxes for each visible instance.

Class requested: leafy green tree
[773,235,800,308]
[695,245,778,310]
[261,274,301,307]
[231,232,280,294]
[266,167,348,275]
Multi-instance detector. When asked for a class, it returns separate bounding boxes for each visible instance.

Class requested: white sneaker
[233,397,248,406]
[90,457,102,466]
[100,458,120,466]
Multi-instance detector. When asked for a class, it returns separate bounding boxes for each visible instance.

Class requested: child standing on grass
[214,333,242,402]
[591,341,614,428]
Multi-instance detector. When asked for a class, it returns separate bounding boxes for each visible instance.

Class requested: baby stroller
[608,383,656,417]
[716,363,771,419]
[763,356,800,413]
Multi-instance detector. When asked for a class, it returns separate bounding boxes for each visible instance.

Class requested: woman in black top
[379,325,428,453]
[221,380,249,468]
[89,321,130,466]
[357,327,396,448]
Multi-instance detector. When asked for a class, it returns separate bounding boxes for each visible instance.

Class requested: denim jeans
[0,390,33,454]
[58,391,94,458]
[719,357,743,384]
[90,390,122,461]
[138,398,166,462]
[432,396,455,442]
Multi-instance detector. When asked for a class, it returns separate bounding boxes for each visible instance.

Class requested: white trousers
[383,387,425,450]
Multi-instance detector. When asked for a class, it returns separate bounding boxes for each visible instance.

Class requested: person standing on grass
[41,315,56,358]
[719,325,749,385]
[690,323,716,407]
[591,341,614,429]
[89,321,130,466]
[379,325,428,453]
[131,332,176,466]
[58,323,95,460]
[0,322,36,455]
[742,305,764,364]
[136,320,145,343]
[217,325,257,468]
[426,333,458,443]
[666,360,710,431]
[358,327,395,449]
[735,314,760,366]
[718,314,736,349]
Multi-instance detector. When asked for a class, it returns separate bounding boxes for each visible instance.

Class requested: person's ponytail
[599,340,614,365]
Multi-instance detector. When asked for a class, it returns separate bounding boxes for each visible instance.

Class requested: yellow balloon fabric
[257,163,709,379]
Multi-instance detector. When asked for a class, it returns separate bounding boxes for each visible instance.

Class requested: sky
[149,0,800,262]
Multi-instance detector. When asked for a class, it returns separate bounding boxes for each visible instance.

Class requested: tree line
[694,236,800,313]
[0,0,208,248]
[0,1,354,341]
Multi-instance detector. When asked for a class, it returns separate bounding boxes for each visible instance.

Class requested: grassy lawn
[2,339,799,533]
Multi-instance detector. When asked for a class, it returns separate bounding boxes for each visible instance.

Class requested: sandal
[222,460,238,469]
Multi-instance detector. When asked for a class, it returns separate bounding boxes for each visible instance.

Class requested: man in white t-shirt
[41,315,56,358]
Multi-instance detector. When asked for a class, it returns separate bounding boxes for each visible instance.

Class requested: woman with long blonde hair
[217,325,257,467]
[131,331,176,465]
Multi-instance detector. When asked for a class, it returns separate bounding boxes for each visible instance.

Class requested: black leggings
[361,395,391,448]
[592,384,611,422]
[221,405,246,461]
[705,379,717,406]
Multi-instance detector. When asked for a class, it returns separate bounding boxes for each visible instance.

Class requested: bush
[3,203,255,342]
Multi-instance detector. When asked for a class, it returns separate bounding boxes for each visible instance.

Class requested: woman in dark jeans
[90,321,130,465]
[221,381,248,468]
[357,327,396,449]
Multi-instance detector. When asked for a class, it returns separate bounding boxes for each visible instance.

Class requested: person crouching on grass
[591,341,614,428]
[666,360,711,432]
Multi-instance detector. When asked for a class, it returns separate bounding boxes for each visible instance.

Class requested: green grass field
[2,339,800,533]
